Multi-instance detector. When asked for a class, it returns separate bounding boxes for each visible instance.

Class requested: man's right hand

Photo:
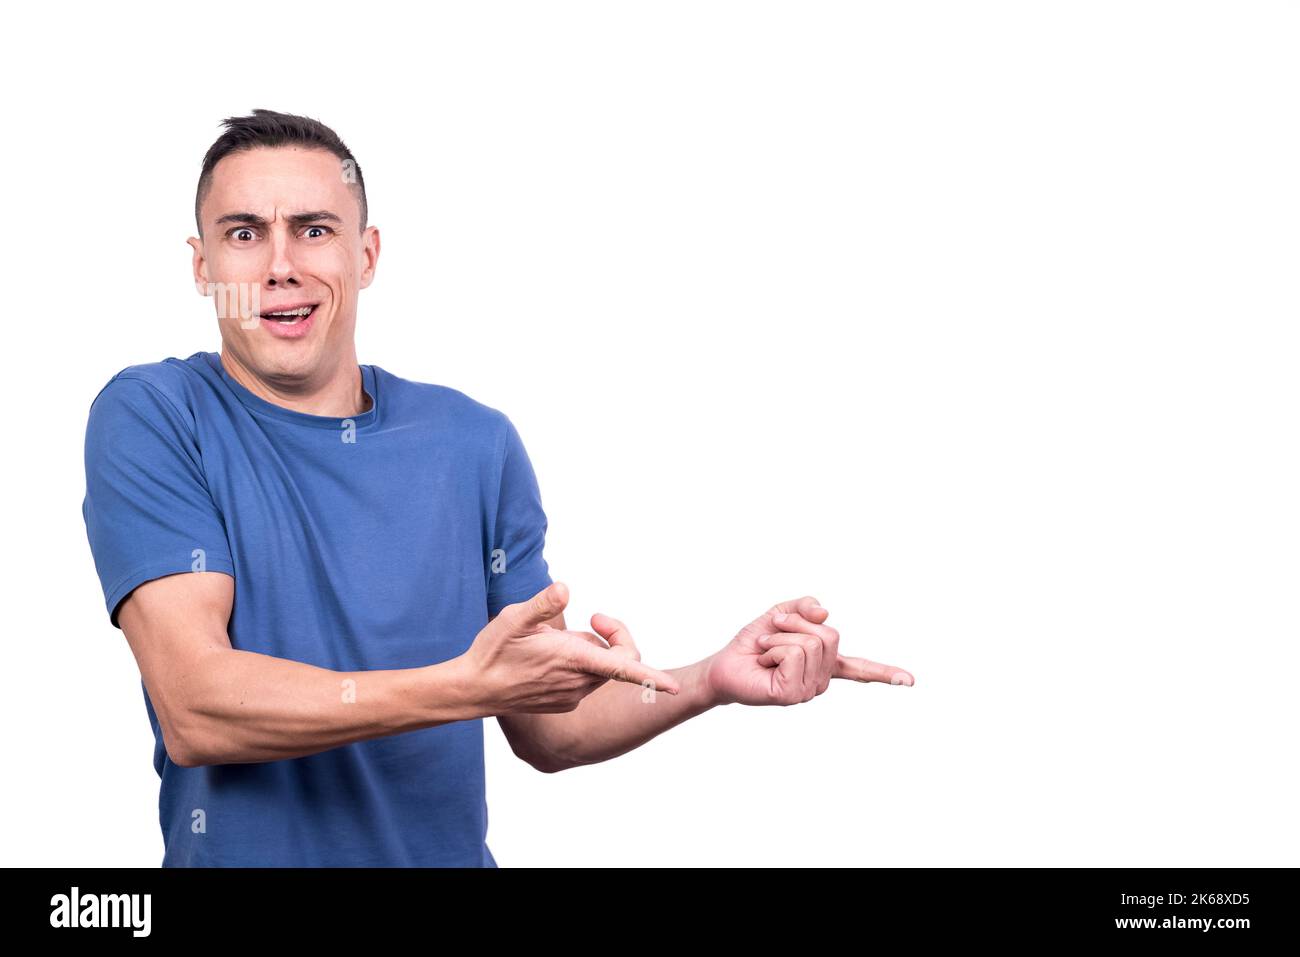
[457,582,680,715]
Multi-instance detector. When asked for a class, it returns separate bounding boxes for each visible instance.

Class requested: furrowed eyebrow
[215,210,344,229]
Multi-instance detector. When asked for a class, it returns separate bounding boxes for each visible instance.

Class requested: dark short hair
[195,108,367,237]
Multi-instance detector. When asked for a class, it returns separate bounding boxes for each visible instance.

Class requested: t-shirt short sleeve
[486,415,554,618]
[82,374,235,628]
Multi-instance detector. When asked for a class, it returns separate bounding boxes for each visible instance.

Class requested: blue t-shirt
[81,350,554,866]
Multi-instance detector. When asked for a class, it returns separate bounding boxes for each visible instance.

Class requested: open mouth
[259,304,318,325]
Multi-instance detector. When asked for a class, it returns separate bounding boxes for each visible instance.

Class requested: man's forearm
[178,648,479,766]
[510,656,722,772]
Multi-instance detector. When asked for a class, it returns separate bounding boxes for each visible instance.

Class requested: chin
[253,343,322,381]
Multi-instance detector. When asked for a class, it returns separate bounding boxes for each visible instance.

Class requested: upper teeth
[265,307,312,317]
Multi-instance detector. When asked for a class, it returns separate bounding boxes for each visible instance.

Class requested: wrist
[423,655,491,723]
[681,654,727,709]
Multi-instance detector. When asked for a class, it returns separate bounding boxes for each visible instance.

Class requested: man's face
[189,146,379,386]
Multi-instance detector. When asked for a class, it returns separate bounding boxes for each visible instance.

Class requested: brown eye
[304,226,332,238]
[231,228,255,242]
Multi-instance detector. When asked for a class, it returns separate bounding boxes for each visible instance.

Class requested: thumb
[506,581,569,632]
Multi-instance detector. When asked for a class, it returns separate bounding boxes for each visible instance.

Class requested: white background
[1,1,1296,867]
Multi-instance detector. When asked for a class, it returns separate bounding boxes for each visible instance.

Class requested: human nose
[264,225,302,288]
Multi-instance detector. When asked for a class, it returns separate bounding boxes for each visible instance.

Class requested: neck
[219,349,372,417]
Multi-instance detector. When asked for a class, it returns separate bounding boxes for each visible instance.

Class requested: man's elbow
[165,736,203,768]
[527,753,570,774]
[162,708,222,768]
[169,736,235,768]
[507,739,572,774]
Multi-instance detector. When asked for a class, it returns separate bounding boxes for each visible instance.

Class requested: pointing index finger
[572,643,681,695]
[835,654,915,687]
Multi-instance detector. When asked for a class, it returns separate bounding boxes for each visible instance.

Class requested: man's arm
[494,608,721,773]
[119,571,480,767]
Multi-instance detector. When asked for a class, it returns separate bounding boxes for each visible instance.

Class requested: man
[81,109,915,867]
